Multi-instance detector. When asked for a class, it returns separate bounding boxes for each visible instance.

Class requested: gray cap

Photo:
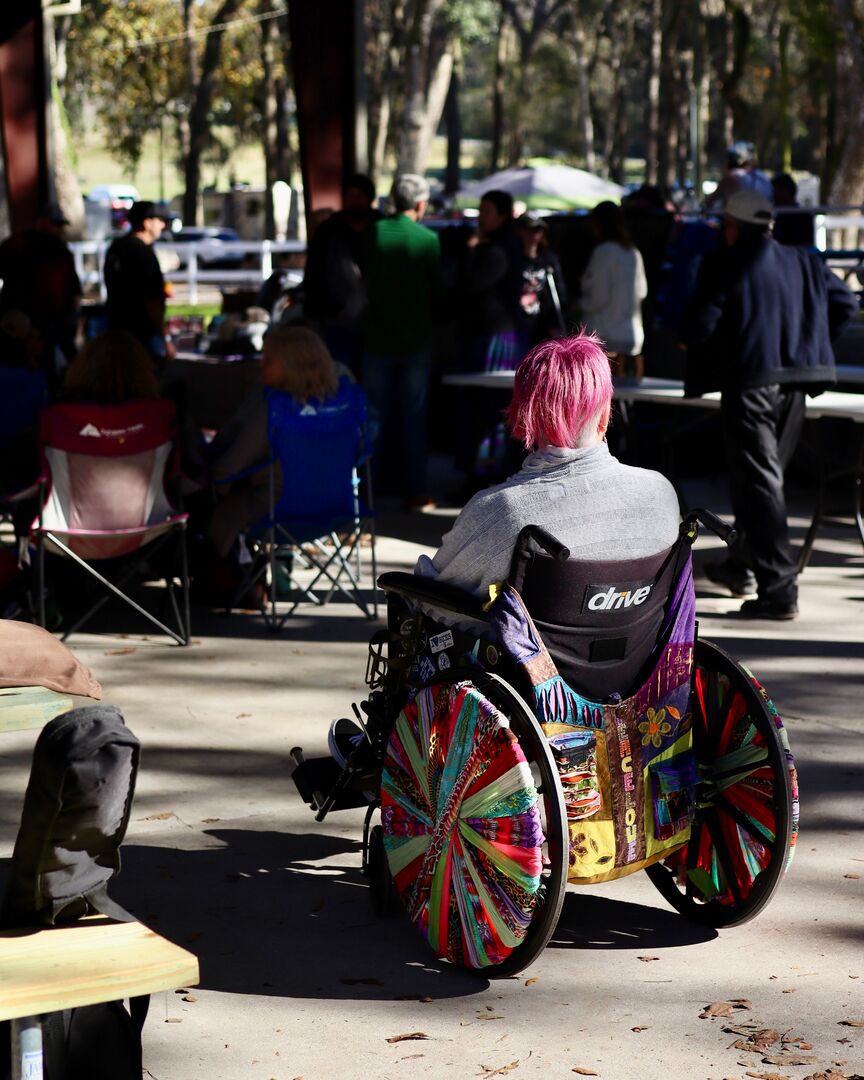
[724,189,773,226]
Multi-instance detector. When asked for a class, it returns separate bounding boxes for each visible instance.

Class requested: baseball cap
[127,200,162,229]
[517,211,548,230]
[724,189,773,226]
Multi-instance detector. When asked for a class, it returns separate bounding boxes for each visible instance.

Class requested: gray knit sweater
[416,443,680,597]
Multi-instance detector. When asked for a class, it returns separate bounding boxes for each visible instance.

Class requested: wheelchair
[290,509,799,977]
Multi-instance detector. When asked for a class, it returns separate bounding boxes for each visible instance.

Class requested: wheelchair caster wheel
[367,824,397,917]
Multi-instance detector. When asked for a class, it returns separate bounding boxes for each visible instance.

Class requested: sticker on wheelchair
[429,629,454,653]
[438,652,451,670]
[485,644,499,665]
[399,617,415,637]
[418,655,436,683]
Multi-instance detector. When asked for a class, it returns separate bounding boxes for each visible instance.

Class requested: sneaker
[328,717,367,768]
[704,559,757,597]
[738,598,799,621]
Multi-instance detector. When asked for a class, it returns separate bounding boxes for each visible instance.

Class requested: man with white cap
[681,189,857,619]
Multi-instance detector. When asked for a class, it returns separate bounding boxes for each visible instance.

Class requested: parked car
[86,183,141,230]
[159,226,245,269]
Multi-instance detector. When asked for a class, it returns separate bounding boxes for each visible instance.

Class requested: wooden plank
[0,918,199,1020]
[0,686,73,734]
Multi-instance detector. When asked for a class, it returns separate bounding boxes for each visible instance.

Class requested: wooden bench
[0,916,199,1076]
[0,686,74,735]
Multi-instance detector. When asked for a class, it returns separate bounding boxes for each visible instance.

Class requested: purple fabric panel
[487,585,547,668]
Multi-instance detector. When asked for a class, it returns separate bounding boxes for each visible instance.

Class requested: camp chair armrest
[377,571,487,620]
[5,475,47,503]
[214,455,276,486]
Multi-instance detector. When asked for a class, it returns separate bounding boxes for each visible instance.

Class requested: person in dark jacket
[681,189,857,619]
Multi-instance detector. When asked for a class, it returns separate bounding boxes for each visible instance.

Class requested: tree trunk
[489,11,507,172]
[409,46,453,175]
[443,41,462,194]
[396,0,446,175]
[182,0,244,226]
[645,0,663,184]
[829,0,864,204]
[260,0,280,238]
[572,18,595,173]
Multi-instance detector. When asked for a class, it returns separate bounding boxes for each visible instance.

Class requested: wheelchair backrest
[508,540,687,701]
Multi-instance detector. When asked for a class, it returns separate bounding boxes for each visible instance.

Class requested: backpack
[0,705,147,1080]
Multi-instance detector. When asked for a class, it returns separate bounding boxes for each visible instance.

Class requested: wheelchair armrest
[377,571,488,621]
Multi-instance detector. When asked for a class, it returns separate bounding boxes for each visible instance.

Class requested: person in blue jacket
[680,189,858,620]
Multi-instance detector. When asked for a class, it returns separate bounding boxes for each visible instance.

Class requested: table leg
[10,1016,43,1079]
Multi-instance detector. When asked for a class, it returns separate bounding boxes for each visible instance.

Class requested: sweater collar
[522,441,612,472]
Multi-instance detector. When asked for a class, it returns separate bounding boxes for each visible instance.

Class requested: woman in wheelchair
[291,335,798,977]
[415,332,680,598]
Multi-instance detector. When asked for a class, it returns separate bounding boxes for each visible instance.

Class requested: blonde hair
[263,325,339,403]
[63,330,160,404]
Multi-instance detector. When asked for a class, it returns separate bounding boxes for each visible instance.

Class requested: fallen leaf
[837,1038,851,1045]
[165,1017,183,1023]
[631,1026,650,1033]
[477,1062,520,1077]
[142,812,175,821]
[475,1013,506,1021]
[733,1030,781,1053]
[838,1020,864,1027]
[105,647,136,656]
[795,1043,815,1050]
[745,1072,790,1080]
[525,977,539,986]
[340,976,385,986]
[759,1053,816,1066]
[801,1073,852,1080]
[181,995,198,1003]
[571,1069,599,1076]
[843,874,861,880]
[236,713,251,719]
[782,988,797,993]
[702,1000,752,1019]
[401,1055,425,1061]
[637,956,660,962]
[386,1032,429,1043]
[201,818,220,824]
[174,989,191,995]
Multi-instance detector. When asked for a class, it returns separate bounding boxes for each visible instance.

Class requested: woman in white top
[580,201,648,379]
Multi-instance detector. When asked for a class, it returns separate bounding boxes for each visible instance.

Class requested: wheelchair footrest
[291,755,374,813]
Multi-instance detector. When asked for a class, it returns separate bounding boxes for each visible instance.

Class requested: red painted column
[0,3,48,232]
[288,0,357,224]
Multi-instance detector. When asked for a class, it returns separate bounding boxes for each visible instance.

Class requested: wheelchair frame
[290,510,798,975]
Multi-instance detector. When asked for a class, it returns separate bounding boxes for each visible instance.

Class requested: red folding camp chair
[31,399,191,644]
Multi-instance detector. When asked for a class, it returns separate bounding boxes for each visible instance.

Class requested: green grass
[166,303,221,318]
[74,126,268,204]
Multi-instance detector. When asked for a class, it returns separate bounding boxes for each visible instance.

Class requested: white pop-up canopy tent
[456,164,625,211]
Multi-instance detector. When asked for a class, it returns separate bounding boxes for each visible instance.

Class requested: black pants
[721,385,806,607]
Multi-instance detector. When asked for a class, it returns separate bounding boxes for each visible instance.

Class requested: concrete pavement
[1,477,861,1080]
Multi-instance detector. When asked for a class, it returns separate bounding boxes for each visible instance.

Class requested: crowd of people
[0,147,857,621]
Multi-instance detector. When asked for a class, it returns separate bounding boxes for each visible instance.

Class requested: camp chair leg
[369,517,379,619]
[44,531,189,645]
[300,531,372,618]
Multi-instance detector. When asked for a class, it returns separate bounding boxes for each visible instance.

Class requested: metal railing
[69,239,306,304]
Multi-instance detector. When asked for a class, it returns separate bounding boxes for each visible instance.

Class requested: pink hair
[506,332,612,449]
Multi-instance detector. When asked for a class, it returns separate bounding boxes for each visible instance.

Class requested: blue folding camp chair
[232,378,377,629]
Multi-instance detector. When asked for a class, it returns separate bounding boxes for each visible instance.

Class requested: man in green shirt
[363,174,441,509]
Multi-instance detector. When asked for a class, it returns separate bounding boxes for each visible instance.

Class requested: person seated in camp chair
[199,325,357,596]
[415,331,681,598]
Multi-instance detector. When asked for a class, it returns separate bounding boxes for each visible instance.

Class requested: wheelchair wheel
[380,668,568,977]
[646,639,798,927]
[367,824,398,916]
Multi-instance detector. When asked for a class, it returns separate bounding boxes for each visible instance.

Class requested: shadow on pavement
[114,828,491,1003]
[549,891,717,952]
